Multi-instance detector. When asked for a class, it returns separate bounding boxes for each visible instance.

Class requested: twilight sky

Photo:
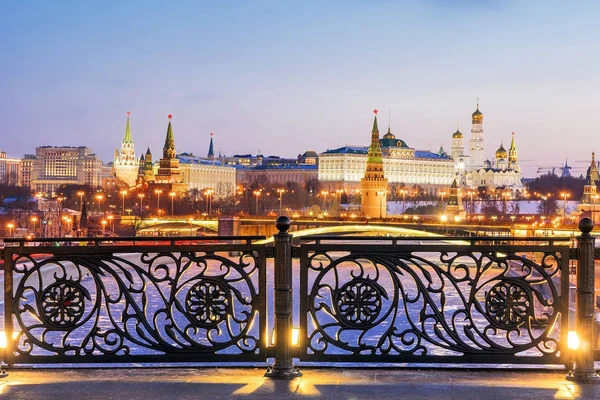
[2,0,599,177]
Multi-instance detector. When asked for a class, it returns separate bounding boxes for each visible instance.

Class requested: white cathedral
[451,102,523,191]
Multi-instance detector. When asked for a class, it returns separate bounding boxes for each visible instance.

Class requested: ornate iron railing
[298,238,571,364]
[2,236,268,364]
[1,220,598,382]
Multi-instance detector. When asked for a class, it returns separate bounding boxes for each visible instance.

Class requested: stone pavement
[1,367,600,399]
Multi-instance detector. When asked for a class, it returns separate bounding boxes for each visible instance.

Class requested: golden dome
[472,107,483,120]
[495,143,507,158]
[383,127,396,139]
[452,129,463,139]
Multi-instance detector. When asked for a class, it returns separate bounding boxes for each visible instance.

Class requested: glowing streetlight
[96,194,104,215]
[77,191,85,211]
[169,192,176,216]
[101,219,107,235]
[120,190,128,214]
[138,193,145,217]
[253,190,262,215]
[154,189,162,216]
[31,216,38,235]
[560,192,570,223]
[7,222,14,238]
[204,189,214,216]
[107,215,114,232]
[277,188,285,215]
[399,189,407,214]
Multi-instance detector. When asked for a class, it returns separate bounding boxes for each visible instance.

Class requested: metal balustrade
[0,219,598,383]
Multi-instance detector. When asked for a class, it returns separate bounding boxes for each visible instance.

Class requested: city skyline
[2,1,600,177]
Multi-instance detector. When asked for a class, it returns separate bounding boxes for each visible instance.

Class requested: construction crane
[536,160,576,177]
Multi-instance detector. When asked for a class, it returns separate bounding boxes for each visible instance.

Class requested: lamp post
[77,191,85,211]
[169,192,176,216]
[138,194,145,217]
[101,219,107,236]
[253,190,261,216]
[31,216,38,236]
[560,192,570,224]
[277,189,285,215]
[154,189,162,217]
[120,190,127,214]
[96,194,104,216]
[7,222,14,238]
[107,215,114,233]
[204,189,214,216]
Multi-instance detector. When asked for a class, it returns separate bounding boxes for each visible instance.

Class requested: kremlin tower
[113,112,139,186]
[361,109,388,218]
[152,114,186,191]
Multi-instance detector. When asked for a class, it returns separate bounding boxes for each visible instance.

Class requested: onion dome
[472,100,483,122]
[452,129,463,139]
[495,143,507,159]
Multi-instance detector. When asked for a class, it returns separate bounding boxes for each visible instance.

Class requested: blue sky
[2,0,600,177]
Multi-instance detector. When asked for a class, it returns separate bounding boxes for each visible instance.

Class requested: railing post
[568,217,600,383]
[265,216,301,379]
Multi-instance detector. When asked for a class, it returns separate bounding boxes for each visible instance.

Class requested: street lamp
[7,222,14,238]
[77,191,85,211]
[138,194,145,217]
[96,194,104,215]
[560,192,570,224]
[253,190,261,215]
[154,189,162,216]
[120,190,127,214]
[107,215,114,233]
[169,192,176,216]
[31,216,38,235]
[399,189,407,214]
[101,219,107,236]
[204,189,214,216]
[277,188,285,215]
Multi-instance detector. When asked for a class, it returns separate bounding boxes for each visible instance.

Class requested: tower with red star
[154,114,183,186]
[361,109,388,218]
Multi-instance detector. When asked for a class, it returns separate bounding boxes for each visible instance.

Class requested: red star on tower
[210,132,214,136]
[373,109,378,115]
[167,114,173,119]
[126,111,131,116]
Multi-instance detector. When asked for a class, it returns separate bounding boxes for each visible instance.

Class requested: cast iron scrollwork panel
[304,249,563,358]
[10,249,263,359]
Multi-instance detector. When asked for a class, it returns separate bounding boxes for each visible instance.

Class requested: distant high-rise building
[113,112,138,186]
[0,150,21,186]
[29,146,103,194]
[20,154,35,188]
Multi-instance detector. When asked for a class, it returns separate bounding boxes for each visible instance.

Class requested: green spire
[163,115,176,158]
[124,112,132,143]
[208,136,214,158]
[372,115,379,133]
